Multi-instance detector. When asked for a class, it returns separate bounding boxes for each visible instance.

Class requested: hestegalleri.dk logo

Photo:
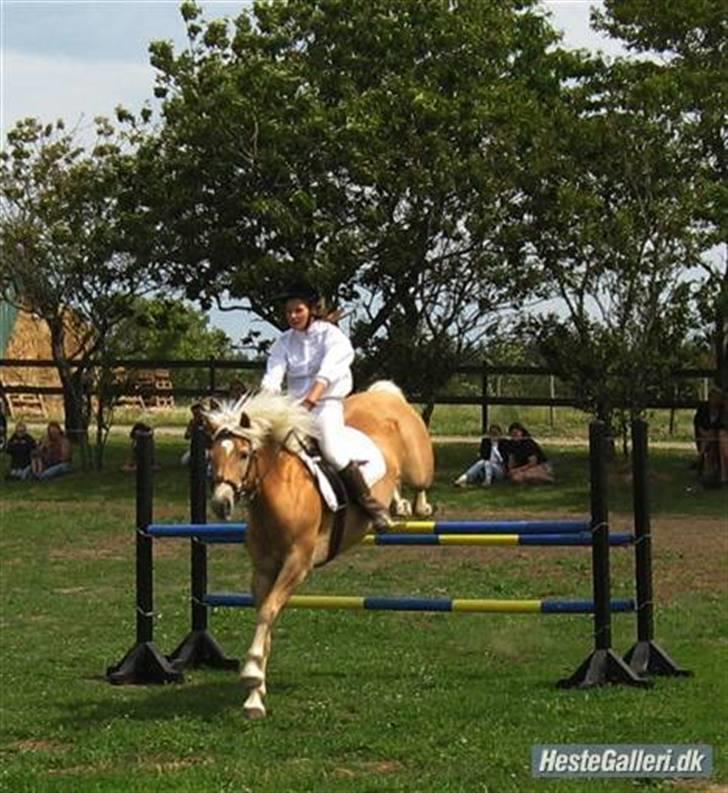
[531,744,713,778]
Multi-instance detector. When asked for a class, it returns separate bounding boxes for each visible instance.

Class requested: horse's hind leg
[242,545,314,719]
[413,489,433,517]
[390,484,412,517]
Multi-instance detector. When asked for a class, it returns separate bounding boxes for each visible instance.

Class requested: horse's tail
[367,380,405,400]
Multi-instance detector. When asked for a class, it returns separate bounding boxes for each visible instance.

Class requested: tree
[594,0,727,387]
[0,117,153,464]
[516,55,703,434]
[138,0,576,412]
[106,296,236,390]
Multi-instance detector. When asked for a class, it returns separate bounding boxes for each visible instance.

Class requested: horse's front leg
[241,567,276,719]
[242,546,314,719]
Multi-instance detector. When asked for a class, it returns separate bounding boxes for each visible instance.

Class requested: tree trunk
[49,321,91,467]
[715,267,727,390]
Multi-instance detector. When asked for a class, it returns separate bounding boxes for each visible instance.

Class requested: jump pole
[167,425,239,671]
[558,421,649,688]
[623,419,691,677]
[106,431,183,684]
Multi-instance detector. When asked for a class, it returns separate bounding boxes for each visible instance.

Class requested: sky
[1,0,627,344]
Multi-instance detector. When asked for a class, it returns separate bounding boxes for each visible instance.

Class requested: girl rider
[260,282,392,532]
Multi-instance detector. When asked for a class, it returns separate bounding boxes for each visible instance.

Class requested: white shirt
[261,320,354,400]
[489,441,503,466]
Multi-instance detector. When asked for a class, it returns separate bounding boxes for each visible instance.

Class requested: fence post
[481,363,489,436]
[623,419,691,677]
[558,422,649,688]
[549,375,555,428]
[209,358,217,395]
[106,431,183,684]
[167,426,239,671]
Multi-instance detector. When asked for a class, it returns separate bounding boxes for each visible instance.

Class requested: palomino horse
[204,381,434,718]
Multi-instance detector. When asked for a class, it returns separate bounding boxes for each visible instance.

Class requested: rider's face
[285,299,312,331]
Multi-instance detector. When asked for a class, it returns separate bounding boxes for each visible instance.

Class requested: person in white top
[261,282,391,531]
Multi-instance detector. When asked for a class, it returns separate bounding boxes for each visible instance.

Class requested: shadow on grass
[59,678,298,728]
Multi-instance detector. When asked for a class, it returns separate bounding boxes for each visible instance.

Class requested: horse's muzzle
[210,482,236,520]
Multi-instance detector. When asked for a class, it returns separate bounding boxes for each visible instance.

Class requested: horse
[203,381,434,719]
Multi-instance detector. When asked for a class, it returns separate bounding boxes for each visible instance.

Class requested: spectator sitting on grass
[4,421,37,480]
[453,424,509,487]
[29,421,72,481]
[506,421,554,484]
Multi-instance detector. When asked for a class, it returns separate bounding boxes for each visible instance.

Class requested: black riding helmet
[275,281,320,304]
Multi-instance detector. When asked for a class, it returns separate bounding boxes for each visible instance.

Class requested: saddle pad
[298,427,387,512]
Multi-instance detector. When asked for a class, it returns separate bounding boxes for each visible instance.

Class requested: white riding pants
[312,399,351,471]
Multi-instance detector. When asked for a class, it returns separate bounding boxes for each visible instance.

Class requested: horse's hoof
[241,659,264,689]
[244,690,266,719]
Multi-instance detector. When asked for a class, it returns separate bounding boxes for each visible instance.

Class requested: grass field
[19,403,700,443]
[1,430,726,792]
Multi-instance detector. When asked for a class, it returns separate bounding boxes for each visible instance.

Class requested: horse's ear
[240,412,251,429]
[208,398,221,411]
[200,411,217,437]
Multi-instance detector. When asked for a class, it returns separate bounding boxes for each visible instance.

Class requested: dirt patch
[649,514,728,601]
[49,532,186,563]
[46,756,210,777]
[10,739,71,754]
[333,760,404,779]
[344,512,727,600]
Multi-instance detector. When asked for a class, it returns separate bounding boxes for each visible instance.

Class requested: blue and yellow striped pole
[147,524,633,547]
[147,518,593,539]
[203,593,635,614]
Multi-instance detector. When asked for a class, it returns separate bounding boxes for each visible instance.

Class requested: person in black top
[506,421,554,484]
[181,402,212,466]
[693,386,727,484]
[4,421,37,479]
[454,424,509,487]
[121,422,158,472]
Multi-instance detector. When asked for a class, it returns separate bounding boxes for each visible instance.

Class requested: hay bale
[0,307,89,420]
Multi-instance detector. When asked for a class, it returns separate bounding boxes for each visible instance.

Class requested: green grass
[22,403,700,442]
[1,434,726,792]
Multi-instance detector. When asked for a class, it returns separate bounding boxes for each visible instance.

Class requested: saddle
[295,433,386,564]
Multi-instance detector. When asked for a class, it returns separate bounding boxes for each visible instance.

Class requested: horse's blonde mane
[205,392,318,452]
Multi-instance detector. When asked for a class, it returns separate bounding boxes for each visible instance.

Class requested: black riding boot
[339,461,392,533]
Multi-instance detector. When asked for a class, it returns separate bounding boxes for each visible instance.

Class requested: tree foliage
[138,0,580,404]
[0,117,152,458]
[594,0,727,387]
[515,37,714,428]
[106,296,236,389]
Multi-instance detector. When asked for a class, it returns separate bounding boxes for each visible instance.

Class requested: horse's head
[203,391,317,519]
[204,405,258,520]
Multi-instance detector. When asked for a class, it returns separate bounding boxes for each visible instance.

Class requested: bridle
[211,429,261,501]
[210,426,301,504]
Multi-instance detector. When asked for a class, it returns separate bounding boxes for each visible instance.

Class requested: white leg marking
[391,487,412,517]
[243,688,266,719]
[414,490,433,517]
